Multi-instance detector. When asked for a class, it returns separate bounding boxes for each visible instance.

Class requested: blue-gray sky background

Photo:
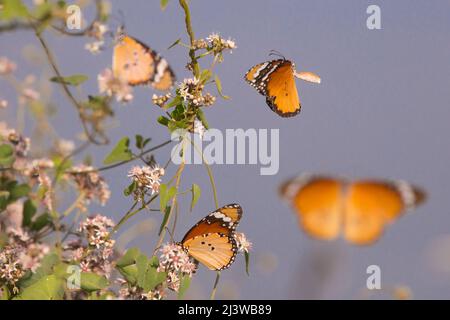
[2,0,450,299]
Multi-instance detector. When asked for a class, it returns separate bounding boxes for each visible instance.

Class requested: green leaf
[160,0,170,10]
[118,265,139,285]
[103,137,132,165]
[196,108,210,130]
[159,184,168,212]
[0,144,14,166]
[9,183,30,201]
[30,213,52,231]
[167,38,181,50]
[1,286,10,300]
[15,275,64,300]
[190,184,201,212]
[178,275,191,299]
[199,69,212,84]
[22,199,37,227]
[18,253,60,288]
[123,181,137,197]
[157,116,170,127]
[244,251,250,276]
[214,75,230,99]
[158,206,171,236]
[136,254,166,292]
[165,95,182,109]
[0,0,29,21]
[135,134,151,150]
[116,248,144,285]
[116,247,142,268]
[80,272,109,292]
[50,74,88,86]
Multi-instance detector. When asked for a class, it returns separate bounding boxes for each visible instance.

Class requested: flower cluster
[178,78,216,107]
[234,232,252,253]
[117,279,165,300]
[98,68,133,103]
[0,245,25,293]
[67,165,111,210]
[158,243,197,292]
[127,164,165,197]
[85,22,109,55]
[192,33,236,60]
[64,215,116,278]
[0,56,17,75]
[0,228,49,292]
[152,93,172,108]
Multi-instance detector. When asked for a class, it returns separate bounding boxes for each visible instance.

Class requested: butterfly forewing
[180,204,242,270]
[286,176,343,240]
[113,35,175,90]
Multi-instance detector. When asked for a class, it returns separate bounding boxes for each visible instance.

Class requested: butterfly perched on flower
[280,174,426,245]
[179,204,242,270]
[245,54,320,117]
[113,27,175,90]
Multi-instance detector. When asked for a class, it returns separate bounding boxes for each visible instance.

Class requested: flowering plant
[0,0,250,300]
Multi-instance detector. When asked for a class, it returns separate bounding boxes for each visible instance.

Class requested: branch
[32,24,108,145]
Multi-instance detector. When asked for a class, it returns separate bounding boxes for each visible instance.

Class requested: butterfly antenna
[268,50,286,60]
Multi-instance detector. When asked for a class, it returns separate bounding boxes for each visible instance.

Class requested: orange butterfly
[280,174,426,245]
[113,27,175,90]
[245,56,320,117]
[180,204,242,270]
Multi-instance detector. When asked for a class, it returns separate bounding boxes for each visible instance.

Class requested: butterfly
[113,27,175,90]
[279,174,426,245]
[245,56,320,117]
[179,204,242,270]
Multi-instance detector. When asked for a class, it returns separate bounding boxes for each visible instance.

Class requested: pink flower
[0,57,17,75]
[98,68,133,103]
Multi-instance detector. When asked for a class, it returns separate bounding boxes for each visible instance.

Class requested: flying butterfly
[245,54,321,117]
[113,26,175,90]
[279,174,426,245]
[179,204,243,271]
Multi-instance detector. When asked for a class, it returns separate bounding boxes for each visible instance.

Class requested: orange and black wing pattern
[113,34,175,90]
[245,59,301,117]
[343,180,426,245]
[181,204,242,270]
[280,174,426,245]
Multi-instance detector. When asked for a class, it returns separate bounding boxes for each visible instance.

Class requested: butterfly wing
[245,59,300,117]
[344,180,426,245]
[182,233,237,270]
[280,175,344,240]
[181,204,242,270]
[113,35,175,90]
[181,203,242,243]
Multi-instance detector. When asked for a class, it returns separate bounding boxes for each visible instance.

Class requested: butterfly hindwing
[181,204,242,270]
[182,233,237,271]
[113,35,175,90]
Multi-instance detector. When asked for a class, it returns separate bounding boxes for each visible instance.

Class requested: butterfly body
[113,29,175,90]
[180,204,242,270]
[280,174,426,245]
[245,59,320,117]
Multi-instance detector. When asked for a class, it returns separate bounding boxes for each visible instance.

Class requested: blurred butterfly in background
[245,52,321,117]
[113,26,175,90]
[180,204,243,271]
[279,174,426,245]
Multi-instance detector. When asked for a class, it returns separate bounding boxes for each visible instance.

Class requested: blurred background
[1,0,450,299]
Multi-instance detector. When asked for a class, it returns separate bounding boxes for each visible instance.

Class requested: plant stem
[66,140,172,175]
[32,24,108,145]
[210,271,221,300]
[179,0,200,77]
